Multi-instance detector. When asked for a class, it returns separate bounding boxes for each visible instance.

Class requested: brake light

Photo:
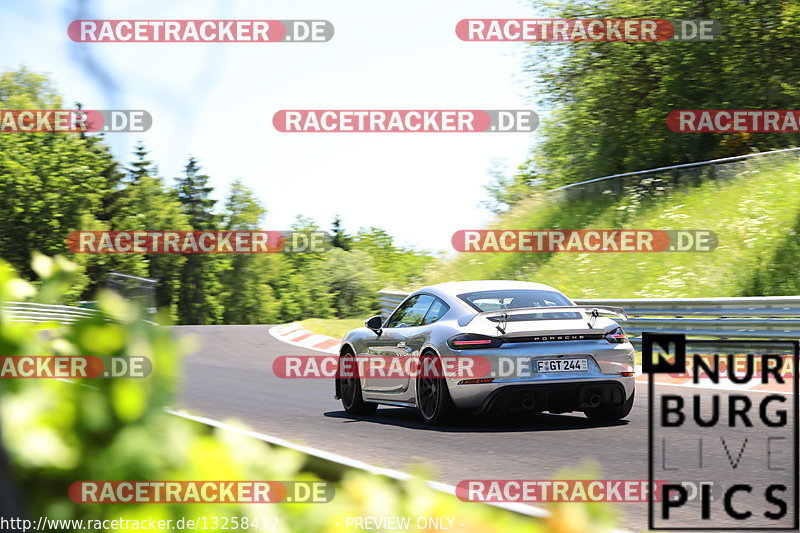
[447,334,504,349]
[605,327,627,344]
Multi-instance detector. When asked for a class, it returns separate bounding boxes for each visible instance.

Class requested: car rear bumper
[476,379,629,414]
[451,376,635,413]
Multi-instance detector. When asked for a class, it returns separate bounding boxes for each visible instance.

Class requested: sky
[1,0,543,252]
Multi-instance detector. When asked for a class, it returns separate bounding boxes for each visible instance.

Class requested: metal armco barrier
[549,146,800,194]
[546,147,800,206]
[378,290,800,341]
[1,302,106,324]
[378,290,409,317]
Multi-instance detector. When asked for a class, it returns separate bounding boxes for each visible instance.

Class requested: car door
[362,295,435,395]
[392,296,451,393]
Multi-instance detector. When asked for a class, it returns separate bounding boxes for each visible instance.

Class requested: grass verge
[301,318,365,339]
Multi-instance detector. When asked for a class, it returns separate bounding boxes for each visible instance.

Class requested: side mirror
[365,315,383,333]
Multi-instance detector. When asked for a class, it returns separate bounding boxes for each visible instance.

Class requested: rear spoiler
[459,305,628,327]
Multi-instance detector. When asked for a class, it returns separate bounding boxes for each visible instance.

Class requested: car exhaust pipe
[521,398,535,410]
[587,394,602,408]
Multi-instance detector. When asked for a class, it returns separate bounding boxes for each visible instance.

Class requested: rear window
[458,289,581,320]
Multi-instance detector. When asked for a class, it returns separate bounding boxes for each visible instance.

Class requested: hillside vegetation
[428,154,800,298]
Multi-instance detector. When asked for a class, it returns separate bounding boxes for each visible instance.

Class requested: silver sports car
[335,280,636,425]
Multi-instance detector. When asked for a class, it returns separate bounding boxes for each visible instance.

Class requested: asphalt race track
[175,325,796,531]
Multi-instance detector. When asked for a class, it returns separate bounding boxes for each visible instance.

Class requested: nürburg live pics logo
[644,333,798,530]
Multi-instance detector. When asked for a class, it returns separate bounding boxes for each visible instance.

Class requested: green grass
[301,318,365,339]
[428,156,800,298]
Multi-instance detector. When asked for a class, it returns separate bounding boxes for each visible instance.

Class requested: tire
[584,392,634,421]
[416,352,458,425]
[338,351,378,415]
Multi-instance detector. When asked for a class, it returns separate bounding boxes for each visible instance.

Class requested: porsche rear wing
[460,305,628,327]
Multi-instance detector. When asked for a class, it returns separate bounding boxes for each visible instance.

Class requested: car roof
[415,280,565,300]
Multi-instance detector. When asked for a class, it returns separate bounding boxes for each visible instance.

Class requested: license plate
[535,358,588,373]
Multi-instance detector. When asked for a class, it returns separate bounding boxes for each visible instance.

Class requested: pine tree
[175,157,221,324]
[176,157,216,230]
[128,141,155,183]
[331,214,351,251]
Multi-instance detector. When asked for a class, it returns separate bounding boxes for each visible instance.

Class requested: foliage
[175,158,223,324]
[0,68,113,287]
[0,67,440,325]
[318,249,380,318]
[220,181,280,324]
[93,143,189,316]
[481,159,542,214]
[350,228,436,291]
[330,214,352,251]
[528,0,800,187]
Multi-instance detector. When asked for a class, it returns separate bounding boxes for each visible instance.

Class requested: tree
[0,67,437,322]
[116,147,189,314]
[176,157,217,230]
[87,129,127,224]
[0,68,108,286]
[529,0,800,187]
[219,180,279,324]
[319,248,379,317]
[330,214,351,250]
[253,216,334,321]
[128,140,156,183]
[351,227,435,289]
[79,142,189,310]
[175,157,222,324]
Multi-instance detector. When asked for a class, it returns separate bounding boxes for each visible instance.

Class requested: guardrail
[1,302,106,324]
[549,147,800,194]
[377,291,800,341]
[545,147,800,204]
[378,290,410,317]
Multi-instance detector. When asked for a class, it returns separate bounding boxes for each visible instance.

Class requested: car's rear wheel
[416,352,457,425]
[584,392,634,421]
[338,351,377,415]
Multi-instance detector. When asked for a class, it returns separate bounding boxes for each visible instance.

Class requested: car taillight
[447,334,504,350]
[605,327,627,343]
